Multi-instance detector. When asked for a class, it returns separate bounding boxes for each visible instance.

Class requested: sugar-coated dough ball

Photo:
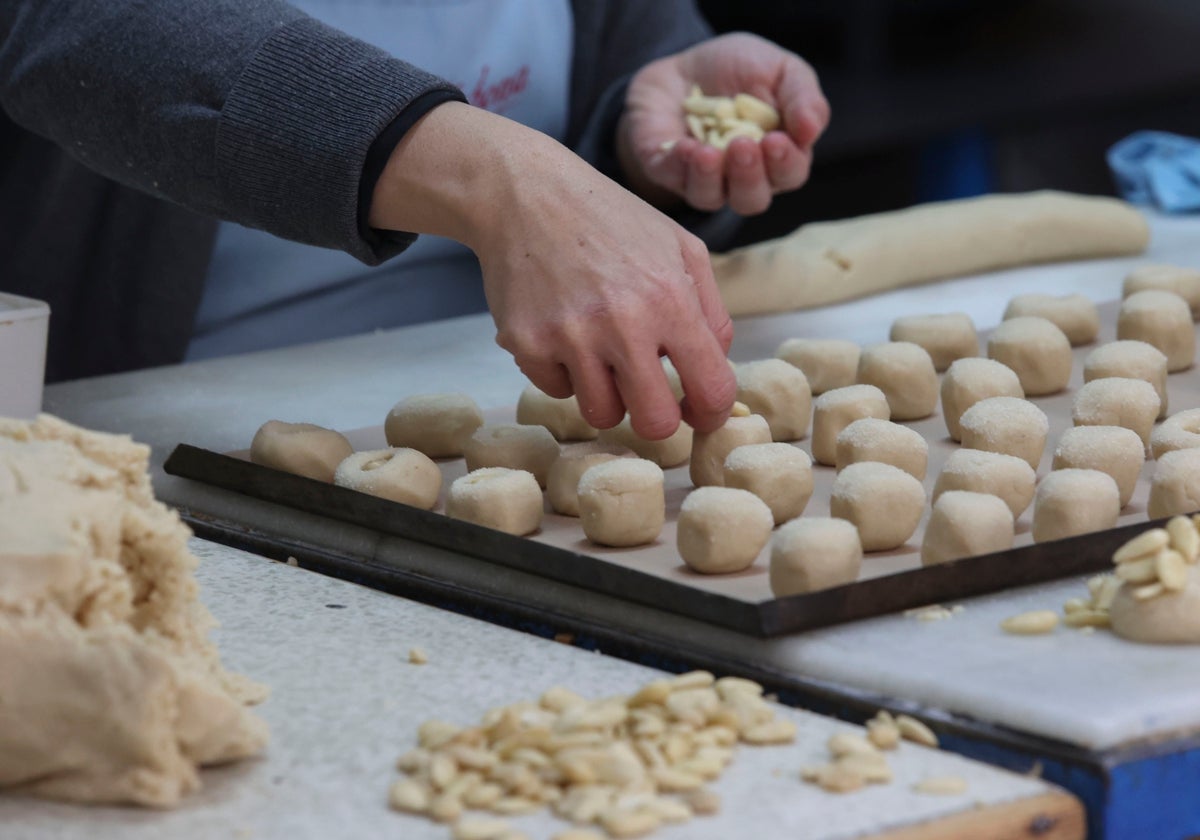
[811,384,890,466]
[1150,408,1200,460]
[333,448,442,509]
[775,338,860,395]
[1124,263,1200,319]
[940,357,1024,442]
[597,417,692,468]
[1084,340,1169,420]
[1148,449,1200,519]
[933,448,1037,519]
[889,312,978,372]
[1052,425,1145,508]
[735,359,812,442]
[830,462,925,552]
[1117,290,1195,372]
[1003,293,1100,346]
[855,341,938,421]
[446,467,543,536]
[463,424,560,488]
[921,491,1014,567]
[689,414,772,487]
[1110,570,1200,644]
[986,316,1072,396]
[578,459,665,547]
[1031,468,1120,543]
[770,518,862,596]
[516,384,597,442]
[1071,377,1160,447]
[385,393,483,458]
[546,441,634,516]
[959,396,1049,471]
[677,486,774,574]
[250,420,353,483]
[835,418,928,480]
[723,442,814,525]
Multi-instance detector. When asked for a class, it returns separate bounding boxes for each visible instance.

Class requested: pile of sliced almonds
[681,86,780,150]
[799,710,946,795]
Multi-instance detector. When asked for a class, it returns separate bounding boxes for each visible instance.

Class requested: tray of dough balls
[164,277,1200,637]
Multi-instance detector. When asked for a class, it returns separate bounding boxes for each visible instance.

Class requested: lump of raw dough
[986,316,1073,396]
[940,357,1024,442]
[516,383,597,442]
[855,341,939,421]
[959,396,1049,471]
[1124,263,1200,319]
[770,518,863,596]
[384,393,483,458]
[463,424,560,488]
[735,359,812,441]
[546,442,634,516]
[690,414,772,487]
[1032,468,1120,543]
[1071,377,1160,447]
[445,467,543,536]
[578,459,665,547]
[723,442,814,525]
[1151,408,1200,460]
[830,462,925,552]
[933,448,1037,519]
[835,418,928,480]
[0,415,267,807]
[1110,570,1200,644]
[1084,341,1169,419]
[1052,425,1145,508]
[890,312,978,372]
[921,491,1014,566]
[1148,449,1200,519]
[597,416,692,468]
[333,448,442,510]
[1002,293,1100,346]
[250,420,352,483]
[1117,290,1195,372]
[775,338,860,395]
[677,487,774,574]
[811,384,891,466]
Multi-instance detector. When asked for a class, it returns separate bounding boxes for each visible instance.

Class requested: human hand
[617,32,830,216]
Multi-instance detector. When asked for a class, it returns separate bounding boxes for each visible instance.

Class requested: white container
[0,292,50,420]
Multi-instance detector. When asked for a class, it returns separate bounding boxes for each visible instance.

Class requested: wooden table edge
[862,790,1086,840]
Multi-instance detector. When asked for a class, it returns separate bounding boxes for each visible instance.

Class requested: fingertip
[628,403,683,442]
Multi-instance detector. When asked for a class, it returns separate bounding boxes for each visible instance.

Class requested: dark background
[696,0,1200,246]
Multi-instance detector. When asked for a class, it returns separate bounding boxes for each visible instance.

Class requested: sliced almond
[1156,548,1189,591]
[1167,515,1200,563]
[1113,528,1170,564]
[1133,582,1166,601]
[733,93,781,131]
[827,732,879,758]
[1115,556,1158,584]
[913,775,968,795]
[1063,609,1111,628]
[452,817,511,840]
[388,778,431,814]
[1000,610,1058,635]
[895,715,939,748]
[742,718,798,745]
[598,808,661,839]
[682,787,721,815]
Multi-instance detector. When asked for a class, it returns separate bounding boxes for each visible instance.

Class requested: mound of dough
[1148,449,1200,520]
[1032,468,1120,543]
[578,459,665,547]
[959,396,1049,471]
[1084,341,1169,420]
[735,359,812,441]
[775,338,860,395]
[1052,425,1144,508]
[689,414,772,487]
[1151,408,1200,460]
[986,316,1072,396]
[516,384,597,442]
[830,461,925,552]
[933,448,1037,519]
[1071,377,1161,447]
[333,448,442,510]
[677,487,774,574]
[940,357,1024,442]
[1110,568,1200,644]
[723,442,814,525]
[770,518,863,596]
[385,393,483,458]
[1124,264,1200,319]
[811,384,890,466]
[597,416,692,468]
[889,312,978,372]
[1117,290,1195,372]
[546,442,634,517]
[464,424,560,488]
[835,417,928,480]
[1002,293,1100,346]
[250,420,352,482]
[446,467,543,536]
[856,341,938,421]
[922,491,1014,567]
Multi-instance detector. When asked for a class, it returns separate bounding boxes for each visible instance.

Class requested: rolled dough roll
[546,441,634,517]
[446,467,543,536]
[940,357,1024,442]
[830,462,925,552]
[921,491,1014,567]
[775,338,860,395]
[856,341,939,421]
[723,442,814,525]
[1052,425,1144,508]
[1124,264,1200,319]
[578,459,665,547]
[597,417,692,468]
[1148,449,1200,519]
[1150,408,1200,460]
[463,424,560,488]
[986,316,1072,397]
[1002,293,1100,346]
[333,448,441,510]
[889,312,978,372]
[1032,469,1120,543]
[516,384,597,442]
[770,518,863,596]
[250,420,352,483]
[735,359,812,442]
[384,393,483,458]
[1084,341,1169,420]
[1117,290,1195,372]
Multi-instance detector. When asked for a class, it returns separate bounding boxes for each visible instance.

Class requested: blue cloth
[1108,130,1200,213]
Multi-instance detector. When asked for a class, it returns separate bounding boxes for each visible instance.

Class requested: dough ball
[689,414,772,487]
[940,357,1024,442]
[677,486,773,574]
[735,359,812,441]
[835,417,928,480]
[830,462,925,552]
[986,316,1072,396]
[463,424,560,488]
[933,448,1037,519]
[1148,449,1200,519]
[333,448,441,510]
[578,459,665,547]
[1052,425,1145,508]
[250,420,352,483]
[1110,569,1200,644]
[1124,263,1200,320]
[769,518,863,596]
[855,341,939,421]
[1150,408,1200,460]
[446,467,543,536]
[1002,293,1100,346]
[384,393,483,458]
[921,490,1014,567]
[661,358,685,401]
[811,384,891,466]
[775,338,860,395]
[1117,290,1196,372]
[1084,340,1169,420]
[597,417,692,468]
[546,442,635,517]
[1031,468,1120,543]
[959,396,1049,471]
[1071,377,1160,447]
[723,442,814,525]
[889,312,978,372]
[516,384,597,442]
